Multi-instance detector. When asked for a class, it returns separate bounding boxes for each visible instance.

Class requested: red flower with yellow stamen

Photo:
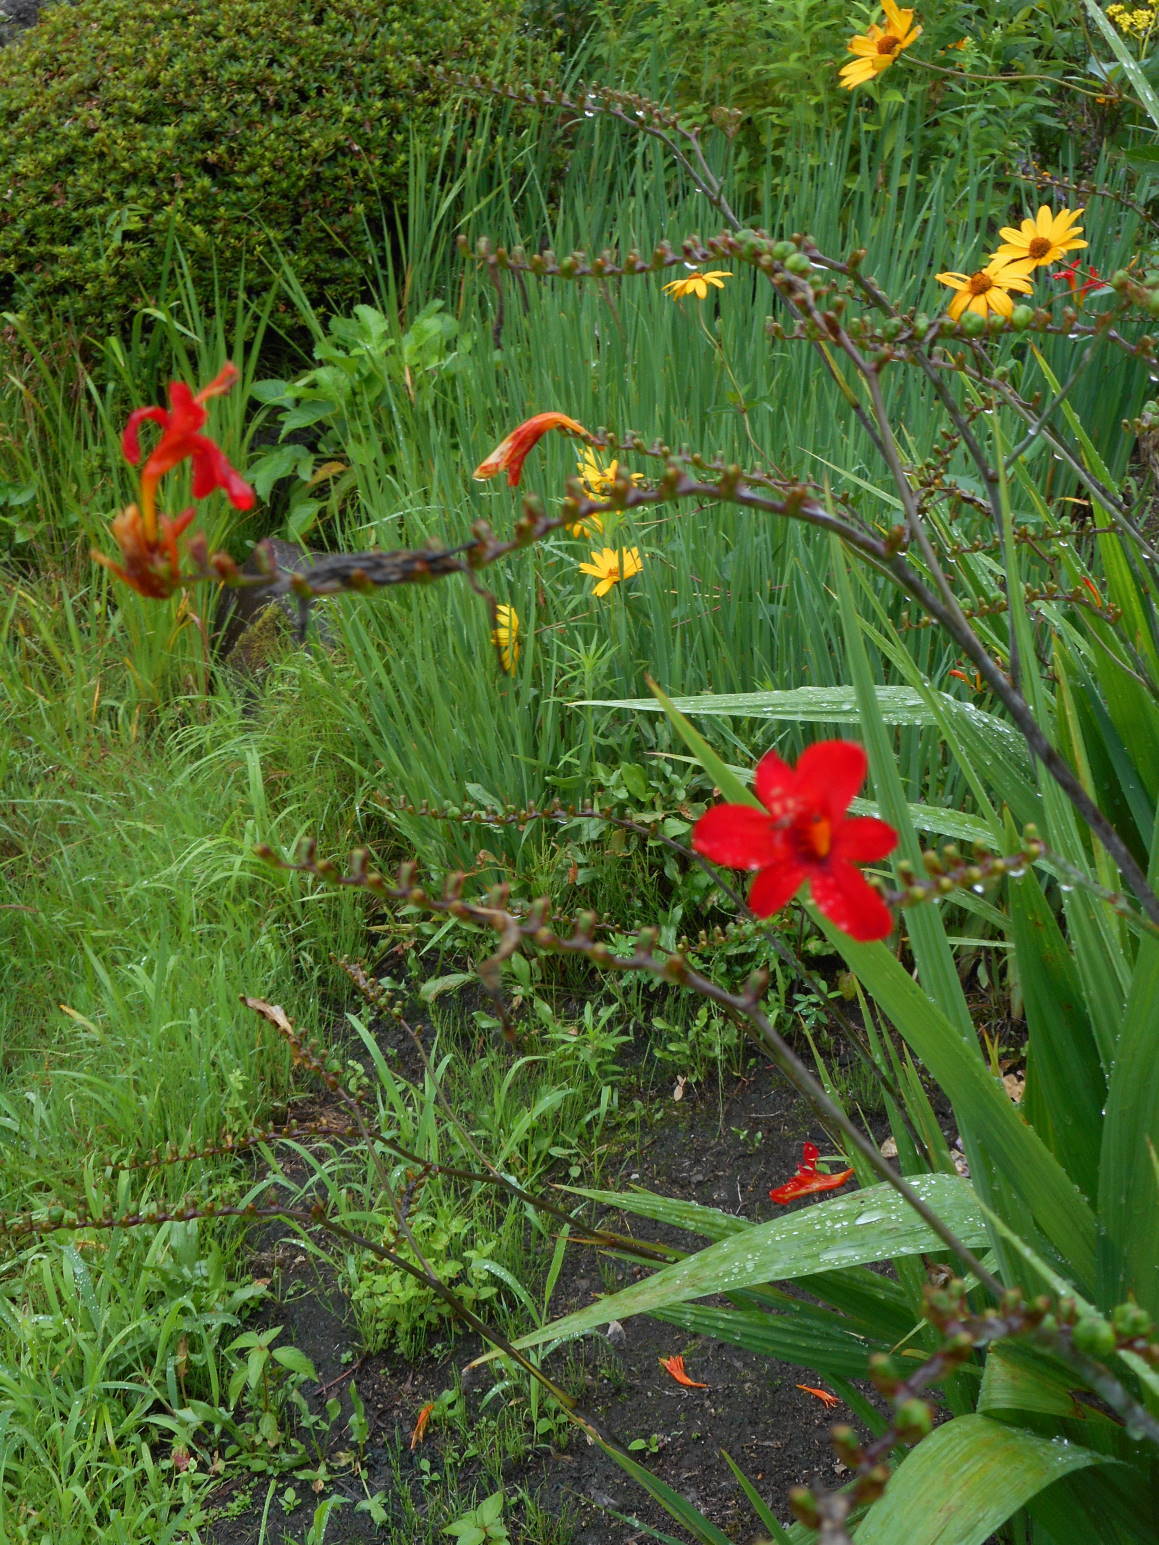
[473,411,592,488]
[769,1143,855,1204]
[692,741,897,941]
[122,362,254,540]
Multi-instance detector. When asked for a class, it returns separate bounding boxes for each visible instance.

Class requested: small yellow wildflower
[839,2,922,90]
[491,604,520,673]
[578,546,643,597]
[934,257,1037,322]
[662,269,733,300]
[989,206,1087,270]
[1107,4,1156,39]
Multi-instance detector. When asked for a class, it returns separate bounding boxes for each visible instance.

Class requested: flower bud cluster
[891,834,1044,906]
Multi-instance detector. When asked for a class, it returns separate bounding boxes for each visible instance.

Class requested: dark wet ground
[205,1005,892,1545]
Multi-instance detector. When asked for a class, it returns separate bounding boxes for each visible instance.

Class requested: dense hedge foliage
[0,0,522,333]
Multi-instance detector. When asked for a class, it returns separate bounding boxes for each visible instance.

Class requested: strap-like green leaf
[1098,932,1159,1316]
[817,922,1098,1291]
[852,1414,1104,1544]
[479,1176,986,1358]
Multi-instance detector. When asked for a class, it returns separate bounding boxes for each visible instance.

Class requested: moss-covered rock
[0,0,520,332]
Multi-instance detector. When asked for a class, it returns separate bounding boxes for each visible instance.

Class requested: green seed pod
[1072,1316,1117,1359]
[1111,1302,1154,1341]
[960,312,987,337]
[895,1398,934,1442]
[785,252,813,276]
[771,240,795,262]
[1010,304,1035,330]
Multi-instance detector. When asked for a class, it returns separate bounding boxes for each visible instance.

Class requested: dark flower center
[877,34,901,54]
[968,272,995,295]
[1027,236,1052,259]
[798,813,833,860]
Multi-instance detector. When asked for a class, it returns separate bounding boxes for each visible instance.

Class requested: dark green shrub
[0,0,524,333]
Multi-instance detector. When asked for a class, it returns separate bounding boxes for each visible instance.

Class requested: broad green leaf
[852,1414,1104,1544]
[564,1186,750,1241]
[1098,931,1159,1316]
[813,921,1098,1291]
[1029,344,1159,684]
[1007,850,1104,1200]
[559,1185,917,1336]
[481,1175,987,1358]
[979,1343,1100,1421]
[832,544,974,1043]
[582,684,1023,755]
[651,1301,885,1380]
[1027,1459,1159,1542]
[850,602,1033,832]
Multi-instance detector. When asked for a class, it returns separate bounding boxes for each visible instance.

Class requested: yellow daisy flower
[490,604,520,673]
[578,546,643,597]
[990,206,1087,269]
[839,2,922,90]
[662,269,733,300]
[934,257,1037,322]
[566,511,605,540]
[576,449,645,500]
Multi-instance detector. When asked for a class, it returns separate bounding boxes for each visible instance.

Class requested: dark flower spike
[692,740,898,941]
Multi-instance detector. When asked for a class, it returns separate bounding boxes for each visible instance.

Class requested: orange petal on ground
[797,1384,841,1409]
[659,1355,709,1388]
[409,1401,435,1449]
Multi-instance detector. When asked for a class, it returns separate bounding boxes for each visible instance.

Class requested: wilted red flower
[659,1355,708,1388]
[92,502,198,599]
[122,362,254,539]
[473,411,591,487]
[769,1142,854,1204]
[692,741,897,941]
[1052,261,1108,303]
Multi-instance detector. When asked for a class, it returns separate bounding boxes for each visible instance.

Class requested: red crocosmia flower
[473,411,592,487]
[122,362,254,539]
[659,1354,708,1388]
[692,741,898,942]
[92,502,198,599]
[769,1142,854,1204]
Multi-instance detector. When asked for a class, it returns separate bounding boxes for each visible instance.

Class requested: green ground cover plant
[3,3,1159,1540]
[0,0,528,340]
